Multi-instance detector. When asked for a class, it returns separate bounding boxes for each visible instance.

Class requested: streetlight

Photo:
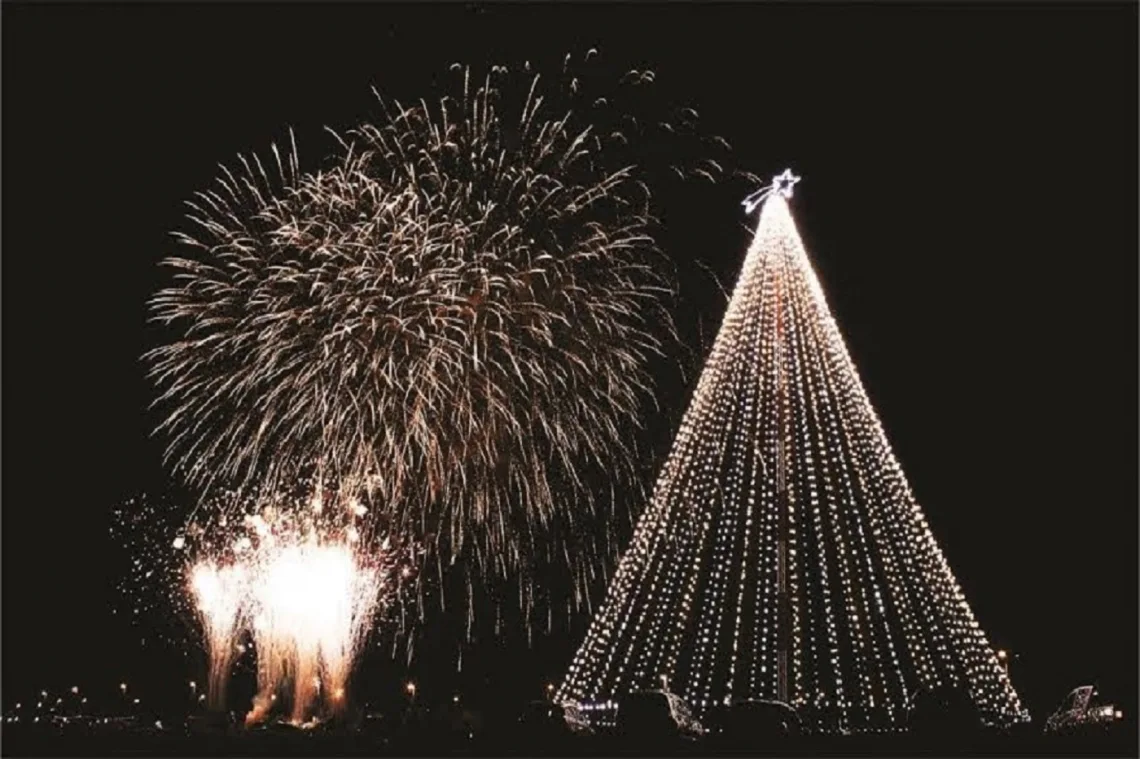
[405,681,416,698]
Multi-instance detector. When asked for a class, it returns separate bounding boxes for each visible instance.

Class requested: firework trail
[145,52,733,647]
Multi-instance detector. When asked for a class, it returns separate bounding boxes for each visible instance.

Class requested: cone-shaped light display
[558,172,1028,733]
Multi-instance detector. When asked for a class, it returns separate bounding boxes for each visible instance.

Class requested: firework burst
[146,53,731,645]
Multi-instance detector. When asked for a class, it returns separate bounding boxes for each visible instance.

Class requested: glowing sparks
[145,54,730,644]
[244,537,383,723]
[114,489,416,725]
[189,561,249,710]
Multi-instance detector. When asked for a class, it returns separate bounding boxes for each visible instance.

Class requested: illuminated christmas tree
[558,171,1028,733]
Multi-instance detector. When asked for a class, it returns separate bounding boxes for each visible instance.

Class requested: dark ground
[1,718,1136,758]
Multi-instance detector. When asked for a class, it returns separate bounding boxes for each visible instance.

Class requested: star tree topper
[742,168,802,213]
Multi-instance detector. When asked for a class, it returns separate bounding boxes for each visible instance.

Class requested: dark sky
[3,1,1136,722]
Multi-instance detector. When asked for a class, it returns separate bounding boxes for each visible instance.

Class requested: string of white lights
[558,174,1028,732]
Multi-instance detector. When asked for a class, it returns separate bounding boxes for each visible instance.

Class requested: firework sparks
[245,534,383,724]
[189,561,248,710]
[144,53,732,645]
[114,489,414,724]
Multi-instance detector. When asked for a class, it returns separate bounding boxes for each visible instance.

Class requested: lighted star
[742,168,803,214]
[772,168,801,198]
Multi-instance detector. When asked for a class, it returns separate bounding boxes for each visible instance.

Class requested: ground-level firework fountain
[139,488,416,726]
[189,562,248,711]
[243,538,383,724]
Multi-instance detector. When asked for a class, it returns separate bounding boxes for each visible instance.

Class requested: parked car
[614,690,704,741]
[1045,685,1123,735]
[906,686,981,737]
[706,698,802,746]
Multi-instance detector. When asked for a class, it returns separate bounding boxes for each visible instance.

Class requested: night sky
[3,2,1136,723]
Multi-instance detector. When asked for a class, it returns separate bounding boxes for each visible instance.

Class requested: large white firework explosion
[144,53,734,646]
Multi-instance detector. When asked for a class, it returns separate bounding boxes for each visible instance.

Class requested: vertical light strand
[747,249,780,701]
[805,251,949,698]
[772,227,806,712]
[725,241,771,703]
[788,241,898,729]
[796,274,903,728]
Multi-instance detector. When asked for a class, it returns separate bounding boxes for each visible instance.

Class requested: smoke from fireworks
[145,53,733,647]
